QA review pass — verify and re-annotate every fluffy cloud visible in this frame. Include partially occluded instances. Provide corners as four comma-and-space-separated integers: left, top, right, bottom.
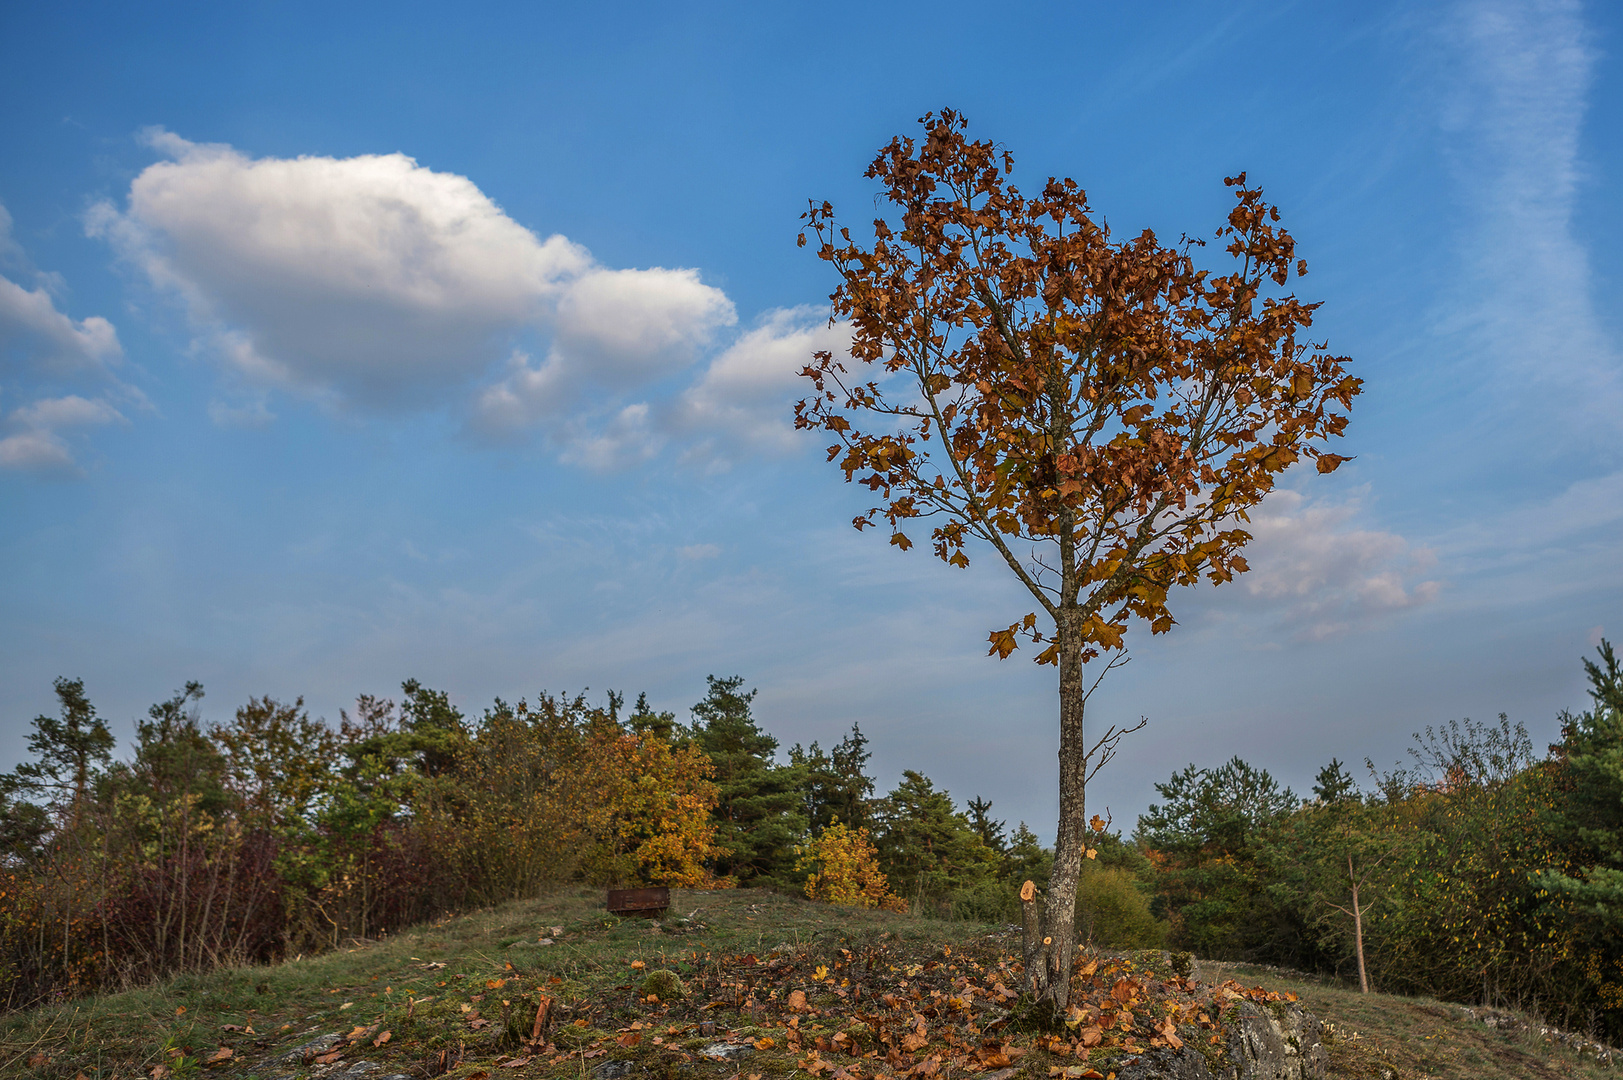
1228, 489, 1440, 640
674, 307, 851, 463
90, 130, 731, 421
0, 276, 122, 375
553, 268, 734, 383
0, 394, 126, 474
0, 203, 131, 475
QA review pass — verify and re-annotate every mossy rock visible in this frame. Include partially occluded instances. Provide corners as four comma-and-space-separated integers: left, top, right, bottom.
641, 968, 687, 1000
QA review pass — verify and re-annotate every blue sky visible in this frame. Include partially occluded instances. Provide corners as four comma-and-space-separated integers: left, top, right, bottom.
2, 0, 1618, 839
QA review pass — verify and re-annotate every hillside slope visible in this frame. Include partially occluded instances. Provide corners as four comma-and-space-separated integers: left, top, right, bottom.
2, 887, 1616, 1079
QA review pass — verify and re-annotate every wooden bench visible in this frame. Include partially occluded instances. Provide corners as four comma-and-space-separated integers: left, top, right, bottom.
607, 886, 670, 918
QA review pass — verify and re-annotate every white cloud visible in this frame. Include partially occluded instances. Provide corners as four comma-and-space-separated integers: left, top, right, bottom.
90, 131, 735, 431
674, 307, 851, 465
0, 394, 126, 475
678, 543, 721, 560
0, 276, 122, 376
0, 204, 123, 378
553, 267, 734, 382
0, 202, 133, 475
1213, 489, 1440, 641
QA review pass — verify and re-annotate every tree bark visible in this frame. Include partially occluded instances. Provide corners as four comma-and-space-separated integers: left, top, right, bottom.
1023, 608, 1086, 1013
1350, 856, 1369, 994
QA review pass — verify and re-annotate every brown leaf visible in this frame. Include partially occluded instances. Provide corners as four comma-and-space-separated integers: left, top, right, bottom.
313, 1050, 343, 1065
373, 1030, 392, 1047
787, 990, 809, 1012
203, 1047, 233, 1066
617, 1031, 642, 1048
502, 1057, 531, 1068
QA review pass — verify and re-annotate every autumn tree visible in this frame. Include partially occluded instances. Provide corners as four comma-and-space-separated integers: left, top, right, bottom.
797, 110, 1358, 1008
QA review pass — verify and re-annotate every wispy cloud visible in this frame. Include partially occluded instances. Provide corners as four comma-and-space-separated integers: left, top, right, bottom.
1434, 0, 1619, 436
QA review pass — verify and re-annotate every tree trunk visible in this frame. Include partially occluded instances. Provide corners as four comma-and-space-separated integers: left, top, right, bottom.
1022, 612, 1086, 1013
1350, 857, 1369, 994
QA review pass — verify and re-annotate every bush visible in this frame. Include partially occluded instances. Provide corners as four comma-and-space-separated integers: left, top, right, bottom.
1076, 866, 1167, 949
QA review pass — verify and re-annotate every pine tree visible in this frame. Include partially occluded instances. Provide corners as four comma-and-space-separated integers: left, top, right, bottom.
874, 770, 999, 910
5, 677, 116, 820
966, 795, 1008, 855
1539, 640, 1623, 930
690, 675, 804, 884
789, 723, 877, 834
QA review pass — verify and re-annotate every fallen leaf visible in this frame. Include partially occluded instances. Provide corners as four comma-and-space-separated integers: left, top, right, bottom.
204, 1047, 233, 1066
373, 1030, 392, 1047
174, 1006, 186, 1015
313, 1050, 343, 1064
617, 1031, 642, 1047
28, 1054, 48, 1068
502, 1058, 531, 1068
470, 1017, 492, 1030
147, 1067, 169, 1080
467, 1073, 491, 1080
487, 978, 508, 989
787, 990, 809, 1012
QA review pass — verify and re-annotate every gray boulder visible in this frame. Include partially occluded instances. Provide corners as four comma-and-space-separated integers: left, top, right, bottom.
1116, 1000, 1326, 1080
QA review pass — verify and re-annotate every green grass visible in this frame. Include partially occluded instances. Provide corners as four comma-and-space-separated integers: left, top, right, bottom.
2, 889, 1616, 1079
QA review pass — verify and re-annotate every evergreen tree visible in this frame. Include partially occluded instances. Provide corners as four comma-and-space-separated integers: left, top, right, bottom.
874, 770, 999, 910
1135, 757, 1301, 959
629, 692, 678, 741
690, 675, 804, 884
788, 723, 876, 834
1002, 822, 1054, 890
1312, 758, 1358, 804
1538, 640, 1623, 942
5, 677, 115, 819
966, 796, 1007, 855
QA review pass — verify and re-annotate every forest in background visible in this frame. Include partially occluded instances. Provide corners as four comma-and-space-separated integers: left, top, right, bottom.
1, 643, 1619, 1042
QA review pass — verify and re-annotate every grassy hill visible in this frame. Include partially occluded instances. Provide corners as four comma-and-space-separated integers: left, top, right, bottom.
2, 887, 1616, 1080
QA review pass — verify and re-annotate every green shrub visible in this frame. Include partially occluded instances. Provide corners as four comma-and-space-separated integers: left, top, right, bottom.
1076, 866, 1167, 949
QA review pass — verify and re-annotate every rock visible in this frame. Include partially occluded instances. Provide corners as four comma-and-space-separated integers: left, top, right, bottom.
593, 1061, 638, 1079
1116, 1000, 1325, 1080
639, 968, 687, 1000
266, 1031, 341, 1068
698, 1042, 751, 1060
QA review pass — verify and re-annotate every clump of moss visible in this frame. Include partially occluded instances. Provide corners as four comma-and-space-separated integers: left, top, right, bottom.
641, 969, 687, 1000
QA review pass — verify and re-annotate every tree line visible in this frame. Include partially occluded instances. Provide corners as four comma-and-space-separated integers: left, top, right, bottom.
4, 643, 1619, 1042
1133, 639, 1623, 1040
0, 673, 1068, 1009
